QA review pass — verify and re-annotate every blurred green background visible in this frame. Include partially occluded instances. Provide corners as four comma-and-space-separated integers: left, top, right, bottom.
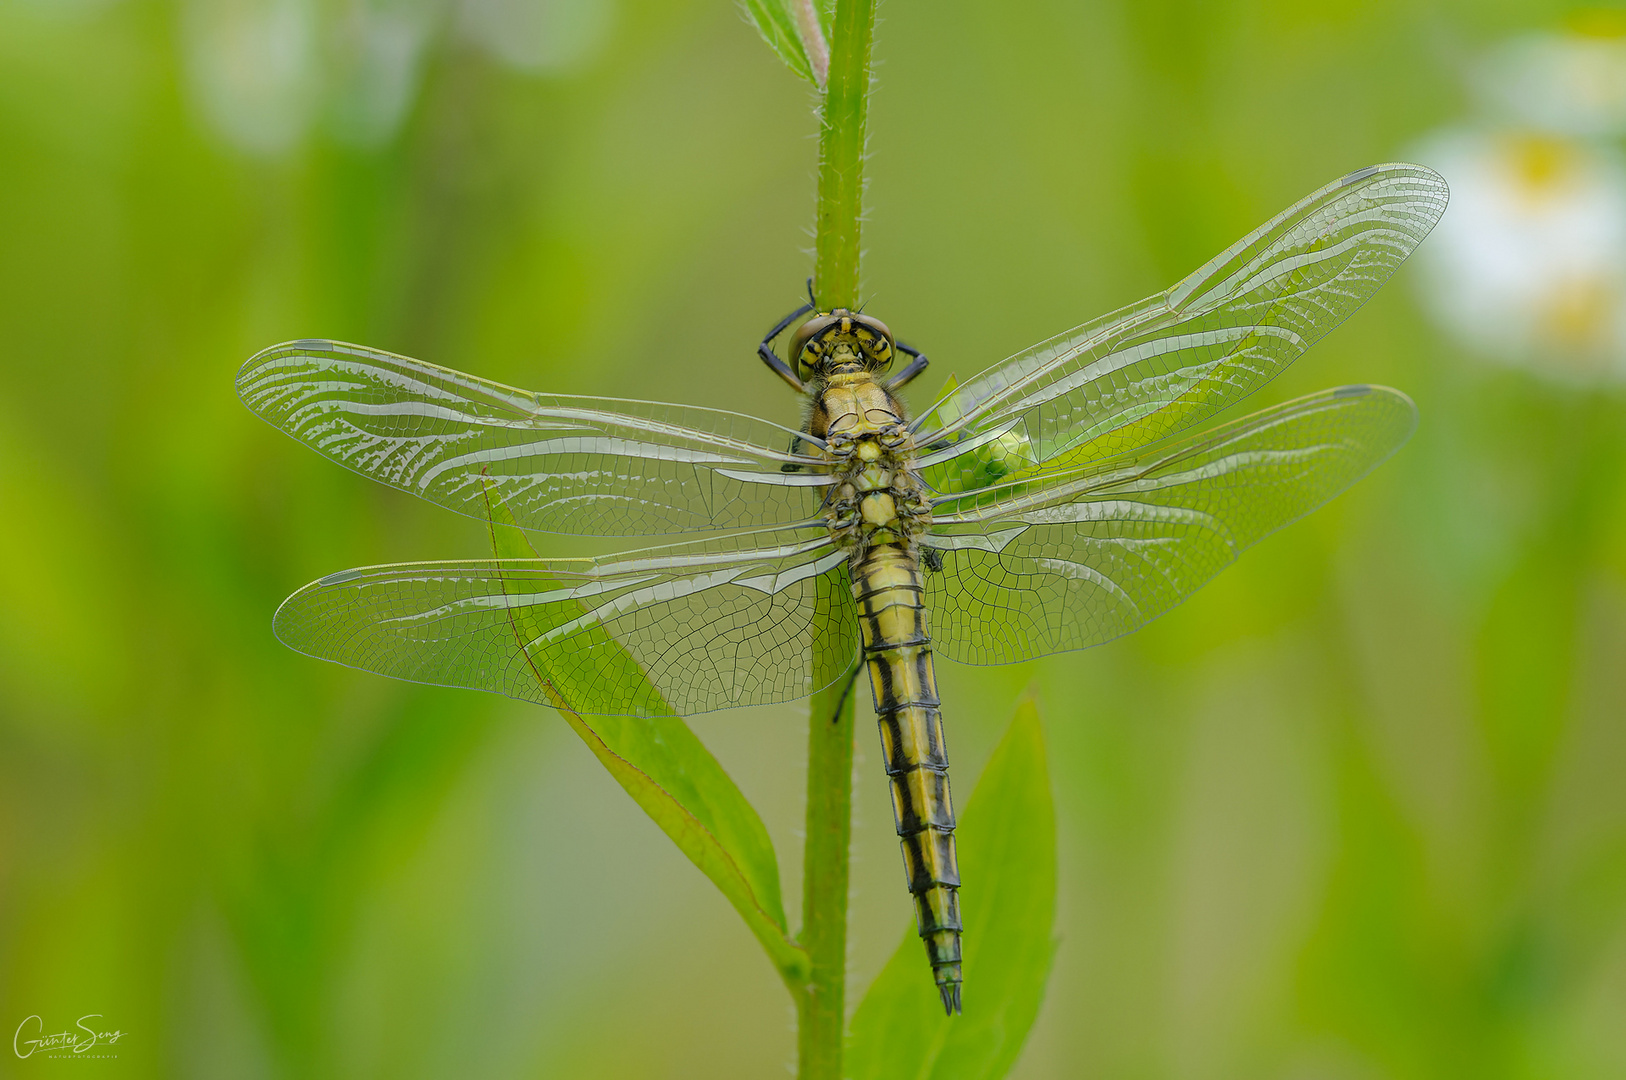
3, 0, 1625, 1076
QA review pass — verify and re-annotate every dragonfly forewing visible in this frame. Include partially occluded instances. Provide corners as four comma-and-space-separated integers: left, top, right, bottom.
922, 384, 1418, 665
913, 163, 1447, 493
236, 340, 834, 537
273, 530, 858, 717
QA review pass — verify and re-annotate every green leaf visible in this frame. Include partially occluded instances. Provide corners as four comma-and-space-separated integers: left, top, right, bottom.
916, 372, 1037, 498
741, 0, 830, 86
846, 696, 1058, 1080
915, 372, 963, 431
480, 483, 808, 984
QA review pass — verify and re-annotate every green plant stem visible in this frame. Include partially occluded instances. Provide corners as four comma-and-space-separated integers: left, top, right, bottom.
798, 2, 875, 1076
798, 666, 857, 1079
813, 0, 876, 310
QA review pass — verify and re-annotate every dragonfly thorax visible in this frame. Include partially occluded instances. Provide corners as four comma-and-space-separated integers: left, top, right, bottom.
813, 373, 931, 556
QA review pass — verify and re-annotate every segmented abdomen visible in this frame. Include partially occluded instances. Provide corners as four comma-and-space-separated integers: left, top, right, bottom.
851, 542, 963, 1015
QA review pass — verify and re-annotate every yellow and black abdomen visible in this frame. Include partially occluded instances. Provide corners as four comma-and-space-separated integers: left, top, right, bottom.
852, 542, 963, 1014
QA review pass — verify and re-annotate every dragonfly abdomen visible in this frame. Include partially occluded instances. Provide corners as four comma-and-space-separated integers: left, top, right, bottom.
852, 542, 963, 1015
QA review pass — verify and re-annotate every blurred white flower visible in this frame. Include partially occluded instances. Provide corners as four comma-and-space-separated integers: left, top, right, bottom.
460, 0, 614, 75
325, 0, 443, 148
1414, 22, 1626, 383
1414, 130, 1626, 380
182, 0, 615, 157
183, 0, 318, 157
1475, 29, 1626, 136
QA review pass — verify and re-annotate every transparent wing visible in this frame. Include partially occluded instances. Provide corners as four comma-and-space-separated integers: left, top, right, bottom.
921, 385, 1416, 665
273, 529, 857, 717
913, 164, 1446, 494
236, 340, 832, 537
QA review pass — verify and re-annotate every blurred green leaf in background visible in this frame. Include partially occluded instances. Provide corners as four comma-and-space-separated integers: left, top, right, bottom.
3, 0, 1626, 1078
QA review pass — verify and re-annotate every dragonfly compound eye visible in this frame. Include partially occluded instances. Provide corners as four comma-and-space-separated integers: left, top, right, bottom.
793, 309, 897, 377
850, 313, 896, 372
792, 312, 841, 377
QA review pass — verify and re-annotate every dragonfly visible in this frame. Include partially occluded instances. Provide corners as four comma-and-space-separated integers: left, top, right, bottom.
238, 162, 1447, 1015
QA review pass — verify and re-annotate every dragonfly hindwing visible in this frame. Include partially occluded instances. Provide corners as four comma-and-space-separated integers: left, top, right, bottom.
272, 531, 858, 717
923, 385, 1418, 665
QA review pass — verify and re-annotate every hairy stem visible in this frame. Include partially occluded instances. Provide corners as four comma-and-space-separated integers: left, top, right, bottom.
798, 2, 876, 1076
813, 0, 876, 310
798, 665, 857, 1079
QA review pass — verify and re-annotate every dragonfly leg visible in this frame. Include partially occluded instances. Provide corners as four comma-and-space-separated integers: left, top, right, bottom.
780, 433, 807, 473
887, 340, 930, 389
827, 660, 863, 724
758, 298, 814, 392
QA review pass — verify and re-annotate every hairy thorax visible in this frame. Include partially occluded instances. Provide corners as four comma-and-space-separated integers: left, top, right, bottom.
810, 371, 932, 556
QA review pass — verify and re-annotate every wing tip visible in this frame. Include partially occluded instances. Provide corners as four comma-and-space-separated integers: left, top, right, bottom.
234, 337, 350, 398
1328, 381, 1419, 412
1337, 160, 1447, 187
1323, 383, 1420, 448
242, 337, 347, 365
1339, 164, 1384, 186
1336, 161, 1451, 214
1167, 162, 1451, 313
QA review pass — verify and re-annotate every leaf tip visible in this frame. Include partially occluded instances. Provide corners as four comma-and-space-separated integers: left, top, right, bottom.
1010, 688, 1045, 742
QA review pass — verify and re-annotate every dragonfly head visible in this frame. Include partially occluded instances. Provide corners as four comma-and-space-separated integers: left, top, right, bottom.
792, 308, 895, 381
